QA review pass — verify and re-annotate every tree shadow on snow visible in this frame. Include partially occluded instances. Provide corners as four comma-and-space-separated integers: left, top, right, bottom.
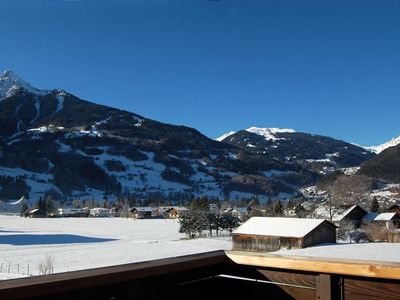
0, 234, 117, 246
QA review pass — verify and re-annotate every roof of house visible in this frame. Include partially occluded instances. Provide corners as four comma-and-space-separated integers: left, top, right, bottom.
374, 213, 398, 221
362, 212, 379, 222
171, 206, 188, 211
333, 205, 366, 222
233, 217, 334, 238
133, 207, 155, 212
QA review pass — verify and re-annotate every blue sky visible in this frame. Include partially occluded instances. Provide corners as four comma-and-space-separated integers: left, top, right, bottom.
1, 0, 399, 146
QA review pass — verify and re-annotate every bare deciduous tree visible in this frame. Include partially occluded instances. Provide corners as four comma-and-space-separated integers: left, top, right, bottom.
38, 255, 55, 275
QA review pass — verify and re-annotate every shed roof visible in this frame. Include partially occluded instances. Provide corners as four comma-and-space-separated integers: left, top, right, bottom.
134, 207, 155, 212
374, 213, 398, 221
362, 212, 379, 222
233, 217, 333, 238
333, 205, 366, 222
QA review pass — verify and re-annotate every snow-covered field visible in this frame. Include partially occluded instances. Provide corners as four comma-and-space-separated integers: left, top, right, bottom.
0, 216, 231, 280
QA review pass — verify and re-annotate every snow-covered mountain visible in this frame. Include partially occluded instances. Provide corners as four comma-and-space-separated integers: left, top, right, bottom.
0, 71, 318, 203
218, 127, 375, 174
216, 127, 296, 142
365, 135, 400, 154
0, 70, 49, 100
216, 131, 236, 142
245, 127, 296, 141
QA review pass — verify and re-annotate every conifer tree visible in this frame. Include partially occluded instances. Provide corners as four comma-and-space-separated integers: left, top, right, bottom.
370, 198, 380, 213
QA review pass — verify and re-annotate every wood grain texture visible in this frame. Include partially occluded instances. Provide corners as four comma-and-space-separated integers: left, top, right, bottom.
344, 277, 400, 300
226, 250, 400, 280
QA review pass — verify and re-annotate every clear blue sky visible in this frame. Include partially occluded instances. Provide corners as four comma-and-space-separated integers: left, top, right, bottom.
1, 0, 399, 146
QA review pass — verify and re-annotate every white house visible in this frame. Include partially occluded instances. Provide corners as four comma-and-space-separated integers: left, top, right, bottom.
57, 208, 89, 217
90, 207, 111, 217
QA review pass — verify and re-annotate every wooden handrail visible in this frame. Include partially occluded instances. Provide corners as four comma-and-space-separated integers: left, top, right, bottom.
225, 250, 400, 280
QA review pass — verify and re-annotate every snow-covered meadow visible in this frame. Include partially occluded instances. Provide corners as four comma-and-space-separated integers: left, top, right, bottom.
0, 216, 231, 280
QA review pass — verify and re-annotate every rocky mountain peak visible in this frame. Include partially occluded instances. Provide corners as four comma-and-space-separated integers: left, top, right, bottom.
0, 69, 49, 100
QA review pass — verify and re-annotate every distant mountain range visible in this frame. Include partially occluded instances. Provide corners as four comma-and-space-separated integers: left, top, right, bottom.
217, 127, 374, 174
364, 136, 400, 154
0, 70, 394, 203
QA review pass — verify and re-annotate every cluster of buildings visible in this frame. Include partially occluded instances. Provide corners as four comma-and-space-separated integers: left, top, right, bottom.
232, 203, 400, 253
312, 203, 400, 229
51, 206, 190, 219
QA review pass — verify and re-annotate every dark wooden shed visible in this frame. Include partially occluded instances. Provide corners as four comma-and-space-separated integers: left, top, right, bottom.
232, 217, 336, 253
334, 205, 367, 227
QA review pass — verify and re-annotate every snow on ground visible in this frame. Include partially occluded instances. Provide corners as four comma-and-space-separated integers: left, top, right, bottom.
0, 216, 231, 280
275, 243, 400, 263
55, 95, 64, 112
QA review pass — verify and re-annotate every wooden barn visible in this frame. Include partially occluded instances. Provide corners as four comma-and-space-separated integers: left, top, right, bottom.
232, 217, 336, 253
333, 205, 367, 227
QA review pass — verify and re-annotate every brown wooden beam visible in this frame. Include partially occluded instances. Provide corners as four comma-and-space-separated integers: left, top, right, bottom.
0, 250, 228, 300
225, 250, 400, 280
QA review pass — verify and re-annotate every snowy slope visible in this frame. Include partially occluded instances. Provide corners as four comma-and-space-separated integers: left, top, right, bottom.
216, 131, 236, 142
0, 71, 320, 201
366, 135, 400, 153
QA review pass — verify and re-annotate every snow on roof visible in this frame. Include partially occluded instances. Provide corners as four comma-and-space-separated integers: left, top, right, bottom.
134, 207, 155, 212
374, 213, 398, 221
333, 205, 365, 222
233, 217, 331, 238
171, 206, 188, 211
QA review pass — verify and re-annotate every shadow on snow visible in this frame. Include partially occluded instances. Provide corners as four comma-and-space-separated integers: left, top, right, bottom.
0, 234, 117, 246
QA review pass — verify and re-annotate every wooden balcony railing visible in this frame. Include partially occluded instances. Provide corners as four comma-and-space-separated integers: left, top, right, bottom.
0, 250, 399, 300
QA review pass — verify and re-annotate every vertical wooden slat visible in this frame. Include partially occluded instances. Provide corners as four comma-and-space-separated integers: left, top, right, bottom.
316, 274, 343, 300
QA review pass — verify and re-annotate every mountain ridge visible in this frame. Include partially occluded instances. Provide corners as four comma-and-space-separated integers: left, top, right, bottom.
0, 71, 319, 202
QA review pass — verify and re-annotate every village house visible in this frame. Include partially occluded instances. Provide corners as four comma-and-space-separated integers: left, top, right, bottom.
373, 212, 400, 229
232, 217, 337, 252
221, 207, 248, 220
27, 208, 46, 218
58, 208, 89, 217
333, 205, 367, 227
89, 207, 111, 217
167, 207, 189, 219
131, 207, 156, 219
